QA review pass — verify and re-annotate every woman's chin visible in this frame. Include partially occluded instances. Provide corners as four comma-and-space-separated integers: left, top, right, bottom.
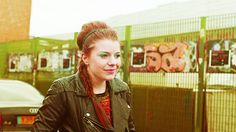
104, 75, 116, 80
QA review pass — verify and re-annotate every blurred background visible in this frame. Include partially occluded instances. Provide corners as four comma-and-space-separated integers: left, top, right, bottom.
0, 0, 236, 131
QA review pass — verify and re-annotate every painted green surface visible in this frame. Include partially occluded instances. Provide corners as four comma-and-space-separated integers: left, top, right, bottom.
0, 37, 75, 94
0, 40, 32, 78
123, 25, 131, 84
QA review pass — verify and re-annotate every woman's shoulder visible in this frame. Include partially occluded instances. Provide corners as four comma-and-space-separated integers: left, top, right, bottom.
54, 74, 77, 85
48, 74, 79, 94
110, 78, 129, 92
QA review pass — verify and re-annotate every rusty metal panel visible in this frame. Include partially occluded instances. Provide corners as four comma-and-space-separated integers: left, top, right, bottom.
131, 85, 195, 132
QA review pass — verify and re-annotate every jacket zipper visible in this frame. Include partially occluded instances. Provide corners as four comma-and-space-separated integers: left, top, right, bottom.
83, 116, 101, 132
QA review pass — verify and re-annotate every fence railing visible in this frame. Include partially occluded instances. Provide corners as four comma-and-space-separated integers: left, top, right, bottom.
113, 13, 236, 132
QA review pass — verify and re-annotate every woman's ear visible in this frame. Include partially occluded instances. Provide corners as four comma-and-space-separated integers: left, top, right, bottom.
81, 53, 89, 65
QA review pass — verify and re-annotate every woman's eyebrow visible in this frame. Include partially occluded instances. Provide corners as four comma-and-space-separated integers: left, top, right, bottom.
99, 51, 120, 54
114, 52, 121, 54
99, 51, 109, 54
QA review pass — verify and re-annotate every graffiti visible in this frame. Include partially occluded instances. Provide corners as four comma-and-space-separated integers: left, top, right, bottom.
145, 43, 188, 72
130, 41, 198, 73
145, 45, 161, 72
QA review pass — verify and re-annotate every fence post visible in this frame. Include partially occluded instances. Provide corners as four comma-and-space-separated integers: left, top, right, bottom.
123, 26, 131, 84
194, 16, 207, 132
73, 32, 79, 74
31, 37, 38, 87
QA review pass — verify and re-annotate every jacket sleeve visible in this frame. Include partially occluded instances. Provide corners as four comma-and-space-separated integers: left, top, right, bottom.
32, 81, 66, 132
126, 89, 136, 132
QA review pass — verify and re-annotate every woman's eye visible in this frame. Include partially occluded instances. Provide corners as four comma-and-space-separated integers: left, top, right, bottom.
99, 53, 108, 58
115, 54, 121, 59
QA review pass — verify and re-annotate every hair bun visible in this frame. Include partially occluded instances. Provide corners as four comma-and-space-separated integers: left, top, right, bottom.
77, 21, 110, 50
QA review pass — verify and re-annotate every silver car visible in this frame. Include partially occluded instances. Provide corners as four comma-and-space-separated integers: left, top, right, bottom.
0, 80, 44, 131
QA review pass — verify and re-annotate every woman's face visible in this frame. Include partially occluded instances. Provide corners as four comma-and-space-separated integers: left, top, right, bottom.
83, 39, 121, 82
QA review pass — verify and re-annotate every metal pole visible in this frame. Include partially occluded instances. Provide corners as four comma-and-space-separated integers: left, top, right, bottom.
123, 26, 131, 84
73, 32, 79, 73
31, 37, 38, 87
194, 17, 207, 132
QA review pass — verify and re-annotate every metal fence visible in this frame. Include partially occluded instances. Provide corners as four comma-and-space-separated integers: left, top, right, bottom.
113, 13, 236, 132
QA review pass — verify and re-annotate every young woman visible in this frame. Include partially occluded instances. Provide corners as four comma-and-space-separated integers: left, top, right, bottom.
32, 21, 136, 132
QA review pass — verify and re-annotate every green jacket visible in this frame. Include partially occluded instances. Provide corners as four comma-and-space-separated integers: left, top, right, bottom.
32, 73, 136, 132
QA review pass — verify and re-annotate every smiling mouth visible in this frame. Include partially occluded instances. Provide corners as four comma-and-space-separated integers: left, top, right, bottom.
105, 69, 116, 74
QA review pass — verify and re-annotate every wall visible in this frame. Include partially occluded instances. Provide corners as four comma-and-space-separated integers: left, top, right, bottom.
0, 0, 31, 42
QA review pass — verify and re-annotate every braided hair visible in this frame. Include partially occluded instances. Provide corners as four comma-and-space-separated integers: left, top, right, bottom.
77, 21, 118, 128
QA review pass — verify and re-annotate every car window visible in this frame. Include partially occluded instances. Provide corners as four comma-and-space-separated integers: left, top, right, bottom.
0, 80, 44, 102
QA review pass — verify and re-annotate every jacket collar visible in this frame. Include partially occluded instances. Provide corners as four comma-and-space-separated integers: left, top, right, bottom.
74, 72, 129, 131
75, 72, 117, 131
74, 72, 127, 96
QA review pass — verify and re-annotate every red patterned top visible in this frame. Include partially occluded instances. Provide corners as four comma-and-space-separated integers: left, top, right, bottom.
96, 89, 112, 124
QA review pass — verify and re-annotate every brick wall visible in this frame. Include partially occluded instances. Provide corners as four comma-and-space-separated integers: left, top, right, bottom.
0, 0, 31, 42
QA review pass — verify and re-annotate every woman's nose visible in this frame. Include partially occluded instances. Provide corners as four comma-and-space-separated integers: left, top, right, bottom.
107, 57, 117, 65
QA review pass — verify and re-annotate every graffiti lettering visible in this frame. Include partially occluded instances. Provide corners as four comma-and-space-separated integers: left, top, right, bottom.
159, 43, 187, 72
130, 42, 197, 72
144, 46, 161, 72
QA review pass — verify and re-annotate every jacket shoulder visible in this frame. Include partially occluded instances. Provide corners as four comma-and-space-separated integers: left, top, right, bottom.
111, 78, 130, 92
48, 74, 78, 94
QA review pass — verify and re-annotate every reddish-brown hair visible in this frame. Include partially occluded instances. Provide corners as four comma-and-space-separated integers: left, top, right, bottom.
77, 21, 118, 97
77, 21, 118, 128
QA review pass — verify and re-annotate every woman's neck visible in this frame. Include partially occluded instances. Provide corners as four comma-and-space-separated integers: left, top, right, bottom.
87, 67, 107, 94
92, 80, 106, 94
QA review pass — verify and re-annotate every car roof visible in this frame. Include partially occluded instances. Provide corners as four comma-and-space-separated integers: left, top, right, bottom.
0, 79, 44, 102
